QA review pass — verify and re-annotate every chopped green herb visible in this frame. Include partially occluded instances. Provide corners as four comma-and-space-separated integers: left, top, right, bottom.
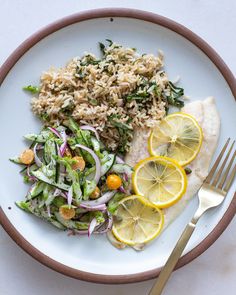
107, 192, 126, 214
93, 211, 105, 224
23, 175, 31, 183
105, 39, 113, 46
126, 91, 149, 102
80, 55, 101, 66
108, 115, 132, 131
163, 82, 184, 108
184, 167, 192, 175
75, 66, 86, 79
23, 85, 40, 94
99, 42, 106, 55
89, 98, 98, 106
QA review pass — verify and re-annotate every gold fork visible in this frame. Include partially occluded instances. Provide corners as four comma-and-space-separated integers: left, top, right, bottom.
149, 138, 236, 295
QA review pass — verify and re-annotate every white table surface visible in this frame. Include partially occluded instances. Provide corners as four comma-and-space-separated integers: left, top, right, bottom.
0, 1, 235, 294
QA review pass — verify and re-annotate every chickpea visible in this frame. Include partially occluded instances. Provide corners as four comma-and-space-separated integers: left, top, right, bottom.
106, 174, 122, 190
90, 186, 100, 199
19, 149, 34, 165
71, 156, 85, 171
59, 205, 75, 220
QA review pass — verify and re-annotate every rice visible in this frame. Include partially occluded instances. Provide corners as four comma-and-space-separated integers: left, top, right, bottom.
31, 41, 180, 153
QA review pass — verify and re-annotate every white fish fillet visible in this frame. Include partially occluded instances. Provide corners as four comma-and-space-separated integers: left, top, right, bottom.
125, 97, 220, 228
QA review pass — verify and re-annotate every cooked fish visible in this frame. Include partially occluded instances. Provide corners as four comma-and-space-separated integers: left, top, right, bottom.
125, 97, 220, 228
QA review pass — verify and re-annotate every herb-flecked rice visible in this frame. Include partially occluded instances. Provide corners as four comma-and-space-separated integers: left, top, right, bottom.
31, 40, 184, 153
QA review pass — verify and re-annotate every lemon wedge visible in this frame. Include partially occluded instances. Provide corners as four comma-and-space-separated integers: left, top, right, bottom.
148, 113, 203, 166
132, 156, 187, 208
112, 195, 164, 245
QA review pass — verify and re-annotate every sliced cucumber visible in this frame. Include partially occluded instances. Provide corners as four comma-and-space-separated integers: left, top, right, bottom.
24, 130, 52, 143
111, 164, 133, 176
101, 154, 116, 176
83, 180, 96, 200
31, 170, 70, 191
9, 157, 23, 165
29, 181, 46, 198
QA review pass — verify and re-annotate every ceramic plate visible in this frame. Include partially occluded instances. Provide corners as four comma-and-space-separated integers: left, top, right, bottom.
0, 9, 235, 284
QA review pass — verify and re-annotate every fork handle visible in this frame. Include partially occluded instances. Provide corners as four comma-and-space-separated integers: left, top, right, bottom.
149, 220, 197, 295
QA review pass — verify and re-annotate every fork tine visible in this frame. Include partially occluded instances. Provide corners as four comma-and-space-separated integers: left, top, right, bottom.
212, 141, 235, 186
205, 138, 230, 184
223, 163, 236, 192
218, 150, 236, 189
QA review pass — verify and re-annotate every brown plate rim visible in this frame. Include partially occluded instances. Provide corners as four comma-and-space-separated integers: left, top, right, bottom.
0, 8, 235, 284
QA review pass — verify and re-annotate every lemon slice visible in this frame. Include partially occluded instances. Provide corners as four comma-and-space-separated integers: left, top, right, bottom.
133, 156, 187, 208
112, 195, 164, 245
148, 113, 203, 166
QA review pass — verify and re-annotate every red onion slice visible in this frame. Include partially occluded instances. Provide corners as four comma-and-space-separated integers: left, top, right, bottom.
28, 182, 38, 194
124, 172, 129, 182
67, 186, 73, 206
80, 125, 99, 141
116, 156, 125, 164
81, 191, 116, 206
33, 144, 43, 167
61, 192, 68, 199
75, 144, 101, 184
79, 203, 107, 211
26, 165, 37, 182
53, 188, 62, 196
88, 218, 98, 237
48, 127, 61, 138
59, 130, 67, 156
48, 127, 67, 156
71, 212, 113, 236
118, 186, 126, 194
94, 211, 113, 234
47, 206, 51, 217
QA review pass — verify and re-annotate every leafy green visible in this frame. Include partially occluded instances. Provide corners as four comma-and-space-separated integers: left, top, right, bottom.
23, 175, 31, 183
24, 129, 53, 143
126, 91, 149, 102
23, 85, 40, 94
15, 201, 32, 213
163, 82, 184, 108
40, 112, 49, 121
80, 55, 101, 66
52, 196, 66, 207
107, 192, 126, 214
67, 117, 80, 133
55, 156, 79, 183
9, 157, 22, 165
28, 181, 45, 198
99, 39, 113, 56
83, 180, 96, 200
31, 170, 70, 191
75, 66, 86, 79
72, 182, 82, 204
44, 139, 57, 164
101, 154, 116, 176
108, 115, 133, 154
45, 190, 56, 206
93, 211, 105, 224
105, 39, 113, 46
99, 42, 106, 55
108, 114, 132, 131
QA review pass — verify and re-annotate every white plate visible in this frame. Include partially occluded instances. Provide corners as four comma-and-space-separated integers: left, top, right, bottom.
0, 9, 235, 283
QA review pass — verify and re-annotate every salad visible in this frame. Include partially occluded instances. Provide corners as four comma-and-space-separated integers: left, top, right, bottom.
11, 118, 132, 236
